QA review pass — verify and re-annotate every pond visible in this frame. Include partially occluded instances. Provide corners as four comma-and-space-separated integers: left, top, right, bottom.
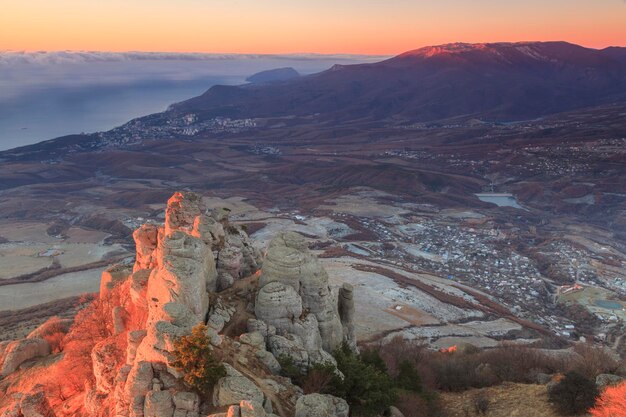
475, 193, 525, 209
594, 299, 623, 310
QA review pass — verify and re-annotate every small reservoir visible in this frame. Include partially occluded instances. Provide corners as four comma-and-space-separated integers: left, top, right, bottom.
475, 193, 524, 209
594, 299, 623, 310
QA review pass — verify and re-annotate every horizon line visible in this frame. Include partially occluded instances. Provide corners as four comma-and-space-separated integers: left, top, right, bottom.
4, 40, 626, 57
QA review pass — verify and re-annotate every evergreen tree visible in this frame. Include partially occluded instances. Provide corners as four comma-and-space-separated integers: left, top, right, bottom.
332, 343, 397, 416
397, 360, 423, 393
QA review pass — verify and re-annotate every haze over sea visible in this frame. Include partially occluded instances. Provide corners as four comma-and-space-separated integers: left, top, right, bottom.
0, 52, 383, 151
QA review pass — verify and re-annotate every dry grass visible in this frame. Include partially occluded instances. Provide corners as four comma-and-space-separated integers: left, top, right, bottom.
441, 383, 565, 417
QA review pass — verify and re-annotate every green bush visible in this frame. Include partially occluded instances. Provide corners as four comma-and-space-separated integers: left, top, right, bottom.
170, 324, 226, 396
302, 362, 338, 394
397, 360, 423, 393
332, 344, 397, 416
360, 348, 388, 373
277, 354, 306, 383
277, 355, 338, 394
548, 371, 599, 415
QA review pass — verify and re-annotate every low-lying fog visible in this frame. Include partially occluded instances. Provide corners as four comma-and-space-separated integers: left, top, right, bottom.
0, 51, 385, 151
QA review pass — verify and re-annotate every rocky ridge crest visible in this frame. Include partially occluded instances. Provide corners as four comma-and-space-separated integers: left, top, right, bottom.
0, 192, 353, 417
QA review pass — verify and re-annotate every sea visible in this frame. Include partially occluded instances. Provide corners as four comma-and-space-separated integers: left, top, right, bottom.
0, 52, 384, 151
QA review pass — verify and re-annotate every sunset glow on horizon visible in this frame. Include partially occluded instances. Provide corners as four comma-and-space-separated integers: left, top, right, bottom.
2, 0, 626, 55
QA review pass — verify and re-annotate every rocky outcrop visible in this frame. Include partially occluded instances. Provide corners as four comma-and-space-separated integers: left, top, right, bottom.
125, 361, 154, 403
255, 282, 303, 327
338, 284, 356, 350
596, 373, 624, 388
267, 335, 309, 369
82, 192, 266, 417
254, 232, 355, 369
101, 263, 133, 298
92, 339, 123, 393
173, 391, 200, 415
26, 317, 73, 340
5, 386, 57, 417
213, 375, 265, 407
0, 192, 352, 417
0, 338, 51, 377
207, 400, 271, 417
387, 406, 405, 417
295, 394, 349, 417
134, 224, 159, 272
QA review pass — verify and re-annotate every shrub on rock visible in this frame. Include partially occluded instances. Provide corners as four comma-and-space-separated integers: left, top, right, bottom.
171, 323, 226, 396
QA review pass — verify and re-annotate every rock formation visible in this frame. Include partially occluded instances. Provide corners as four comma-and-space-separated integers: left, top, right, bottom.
254, 232, 356, 369
338, 284, 356, 350
0, 192, 352, 417
1, 386, 56, 417
0, 338, 51, 378
294, 394, 349, 417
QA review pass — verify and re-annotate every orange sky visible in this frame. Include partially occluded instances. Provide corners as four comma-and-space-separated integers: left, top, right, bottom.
2, 0, 625, 54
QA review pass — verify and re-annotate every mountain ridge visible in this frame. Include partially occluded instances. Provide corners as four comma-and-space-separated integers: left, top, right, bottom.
170, 41, 626, 124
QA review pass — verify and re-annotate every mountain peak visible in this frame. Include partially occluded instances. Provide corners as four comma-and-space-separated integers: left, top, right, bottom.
398, 41, 579, 59
386, 41, 618, 69
401, 42, 491, 57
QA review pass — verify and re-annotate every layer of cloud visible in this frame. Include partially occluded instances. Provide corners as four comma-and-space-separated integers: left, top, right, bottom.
0, 51, 387, 66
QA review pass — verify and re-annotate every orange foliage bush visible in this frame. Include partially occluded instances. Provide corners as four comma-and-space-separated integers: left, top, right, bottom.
590, 382, 626, 417
45, 281, 138, 402
34, 316, 71, 353
440, 345, 457, 354
44, 332, 66, 353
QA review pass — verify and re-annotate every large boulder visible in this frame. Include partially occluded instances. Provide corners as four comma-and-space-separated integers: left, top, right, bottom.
255, 282, 303, 328
213, 376, 265, 407
0, 338, 51, 377
125, 361, 154, 404
288, 315, 323, 354
100, 263, 132, 298
259, 232, 309, 292
17, 386, 57, 417
127, 330, 147, 365
144, 390, 174, 417
92, 338, 123, 393
191, 212, 225, 248
267, 334, 309, 369
27, 317, 73, 340
173, 391, 199, 413
217, 245, 244, 283
295, 394, 349, 417
255, 350, 281, 375
165, 192, 204, 236
240, 400, 268, 417
338, 283, 356, 349
134, 224, 159, 272
221, 232, 261, 281
596, 373, 624, 388
387, 406, 405, 417
130, 268, 151, 310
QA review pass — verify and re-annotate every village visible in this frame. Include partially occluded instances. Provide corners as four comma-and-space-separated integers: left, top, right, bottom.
320, 204, 626, 342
